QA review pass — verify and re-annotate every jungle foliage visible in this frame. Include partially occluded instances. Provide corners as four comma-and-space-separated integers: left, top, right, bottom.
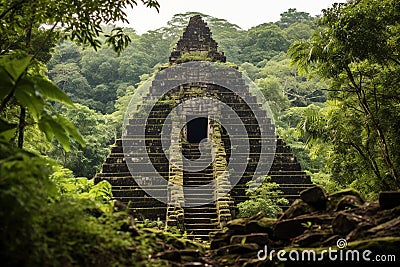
1, 0, 399, 265
237, 176, 289, 218
289, 0, 400, 198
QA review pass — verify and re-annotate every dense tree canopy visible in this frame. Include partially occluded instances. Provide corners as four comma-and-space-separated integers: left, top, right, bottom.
289, 0, 400, 194
3, 0, 400, 264
0, 0, 160, 150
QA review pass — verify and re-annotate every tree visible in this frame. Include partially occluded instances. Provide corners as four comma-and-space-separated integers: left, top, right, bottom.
47, 41, 82, 68
289, 0, 400, 190
0, 0, 159, 149
49, 104, 115, 178
284, 22, 314, 43
49, 62, 92, 98
276, 8, 314, 29
239, 62, 260, 80
256, 76, 290, 117
258, 55, 328, 107
239, 23, 289, 65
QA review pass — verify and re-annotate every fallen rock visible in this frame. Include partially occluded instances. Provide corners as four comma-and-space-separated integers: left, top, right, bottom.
155, 250, 181, 262
335, 195, 364, 211
344, 237, 400, 256
246, 217, 276, 235
179, 249, 201, 257
210, 230, 232, 250
274, 218, 307, 240
332, 212, 364, 235
320, 234, 342, 247
327, 189, 364, 211
367, 216, 400, 238
379, 191, 400, 210
280, 199, 315, 220
206, 187, 400, 267
230, 233, 269, 246
346, 221, 376, 241
215, 243, 259, 256
300, 185, 327, 210
292, 231, 332, 247
182, 262, 205, 267
226, 218, 246, 234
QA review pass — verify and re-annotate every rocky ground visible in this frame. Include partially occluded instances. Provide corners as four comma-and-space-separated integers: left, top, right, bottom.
150, 186, 400, 266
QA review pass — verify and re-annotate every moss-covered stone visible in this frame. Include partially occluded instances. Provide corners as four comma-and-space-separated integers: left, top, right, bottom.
335, 195, 364, 211
327, 189, 364, 211
280, 199, 315, 220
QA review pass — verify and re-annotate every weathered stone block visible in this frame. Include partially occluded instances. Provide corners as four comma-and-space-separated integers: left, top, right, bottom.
335, 195, 364, 211
230, 233, 269, 246
300, 185, 327, 210
274, 218, 307, 240
332, 212, 363, 236
379, 191, 400, 210
280, 199, 315, 220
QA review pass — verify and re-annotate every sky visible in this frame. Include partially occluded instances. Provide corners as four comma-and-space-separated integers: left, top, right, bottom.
124, 0, 347, 34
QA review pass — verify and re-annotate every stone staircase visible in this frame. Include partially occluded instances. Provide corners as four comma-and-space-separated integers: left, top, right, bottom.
182, 143, 219, 239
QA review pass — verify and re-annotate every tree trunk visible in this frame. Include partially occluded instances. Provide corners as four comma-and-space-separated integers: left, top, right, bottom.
17, 106, 26, 149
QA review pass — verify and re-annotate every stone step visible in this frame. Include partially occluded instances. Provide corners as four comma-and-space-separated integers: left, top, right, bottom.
184, 223, 218, 230
185, 228, 218, 236
185, 215, 217, 220
95, 175, 171, 184
183, 172, 214, 176
184, 217, 215, 224
186, 234, 210, 240
112, 190, 168, 198
183, 188, 214, 194
184, 200, 214, 206
184, 206, 216, 212
183, 193, 214, 198
184, 178, 214, 183
116, 197, 167, 207
184, 169, 213, 174
184, 181, 214, 186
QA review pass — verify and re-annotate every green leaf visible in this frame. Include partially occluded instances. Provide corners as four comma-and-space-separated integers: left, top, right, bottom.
38, 112, 86, 152
2, 55, 33, 81
0, 67, 14, 100
32, 76, 74, 106
14, 78, 45, 120
38, 115, 55, 142
56, 115, 85, 147
0, 118, 17, 141
48, 118, 71, 152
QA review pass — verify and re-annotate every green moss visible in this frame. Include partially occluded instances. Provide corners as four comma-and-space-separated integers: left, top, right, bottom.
329, 188, 364, 199
327, 188, 364, 211
257, 217, 277, 229
176, 51, 212, 63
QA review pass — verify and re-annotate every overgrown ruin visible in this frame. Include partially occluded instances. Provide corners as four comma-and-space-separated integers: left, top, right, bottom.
95, 15, 313, 239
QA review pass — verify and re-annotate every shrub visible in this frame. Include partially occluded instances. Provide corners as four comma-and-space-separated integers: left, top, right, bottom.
0, 141, 134, 266
237, 176, 289, 218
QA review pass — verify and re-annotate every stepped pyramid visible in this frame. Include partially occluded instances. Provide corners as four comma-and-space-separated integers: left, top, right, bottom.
95, 15, 312, 239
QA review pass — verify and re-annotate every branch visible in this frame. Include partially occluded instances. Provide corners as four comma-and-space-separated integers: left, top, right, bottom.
0, 0, 26, 20
389, 56, 400, 66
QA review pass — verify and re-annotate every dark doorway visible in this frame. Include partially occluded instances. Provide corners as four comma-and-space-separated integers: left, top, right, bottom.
186, 116, 208, 143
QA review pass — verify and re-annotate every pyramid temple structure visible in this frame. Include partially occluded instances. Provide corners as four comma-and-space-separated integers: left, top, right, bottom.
95, 15, 313, 239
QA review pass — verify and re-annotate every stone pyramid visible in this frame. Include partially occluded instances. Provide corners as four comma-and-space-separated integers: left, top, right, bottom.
95, 15, 313, 239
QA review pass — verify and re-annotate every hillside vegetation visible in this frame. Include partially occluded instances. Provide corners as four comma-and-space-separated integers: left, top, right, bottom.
1, 0, 399, 265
